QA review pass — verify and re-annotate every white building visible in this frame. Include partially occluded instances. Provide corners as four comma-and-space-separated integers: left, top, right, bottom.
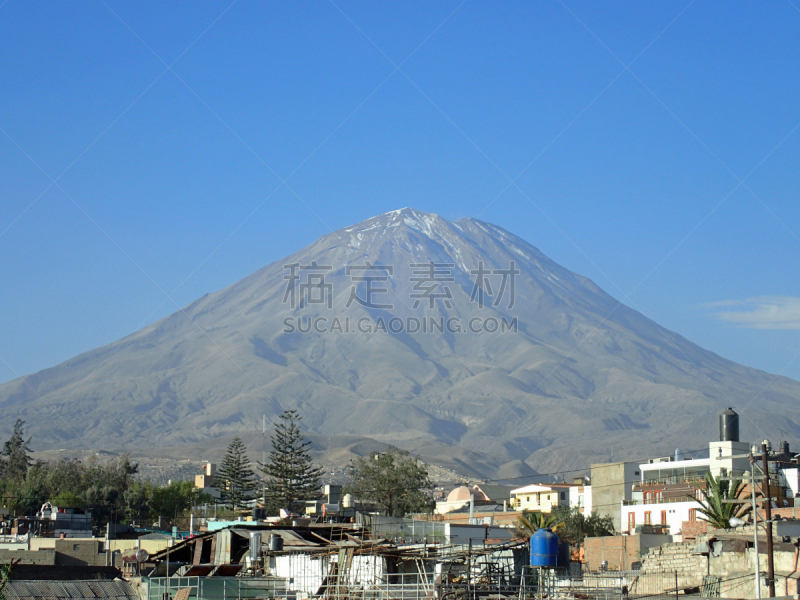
569, 482, 592, 513
620, 409, 800, 538
620, 442, 752, 537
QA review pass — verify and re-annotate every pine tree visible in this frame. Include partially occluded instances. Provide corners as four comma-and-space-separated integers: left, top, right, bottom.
260, 410, 323, 513
217, 437, 256, 509
0, 419, 33, 483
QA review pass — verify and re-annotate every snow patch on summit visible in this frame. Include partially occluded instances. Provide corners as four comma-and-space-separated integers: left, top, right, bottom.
403, 214, 436, 237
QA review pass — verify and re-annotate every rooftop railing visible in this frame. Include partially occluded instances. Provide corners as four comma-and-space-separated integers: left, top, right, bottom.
623, 497, 698, 506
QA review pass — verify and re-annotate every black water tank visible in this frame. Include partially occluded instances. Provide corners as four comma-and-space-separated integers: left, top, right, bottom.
719, 408, 739, 442
269, 534, 284, 552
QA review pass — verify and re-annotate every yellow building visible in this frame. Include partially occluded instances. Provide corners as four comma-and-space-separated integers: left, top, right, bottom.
510, 483, 572, 512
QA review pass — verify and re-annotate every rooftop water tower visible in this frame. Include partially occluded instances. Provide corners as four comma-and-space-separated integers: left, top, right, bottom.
719, 408, 739, 442
530, 528, 559, 567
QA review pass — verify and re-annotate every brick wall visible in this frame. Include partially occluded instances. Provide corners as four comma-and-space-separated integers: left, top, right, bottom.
681, 520, 708, 541
584, 536, 642, 571
0, 549, 56, 565
54, 539, 106, 567
772, 507, 800, 519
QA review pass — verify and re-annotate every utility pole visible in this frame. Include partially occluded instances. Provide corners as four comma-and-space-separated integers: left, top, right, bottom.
750, 453, 761, 599
761, 442, 775, 597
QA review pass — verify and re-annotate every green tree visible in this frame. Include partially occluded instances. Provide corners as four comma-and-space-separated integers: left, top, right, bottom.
149, 480, 209, 521
260, 410, 323, 513
79, 455, 139, 526
691, 471, 747, 530
49, 490, 84, 509
0, 419, 33, 483
218, 436, 256, 509
344, 448, 432, 517
551, 506, 614, 545
514, 511, 563, 539
124, 479, 155, 525
9, 462, 50, 516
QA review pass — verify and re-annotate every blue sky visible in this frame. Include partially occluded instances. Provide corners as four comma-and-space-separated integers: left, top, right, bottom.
1, 1, 800, 384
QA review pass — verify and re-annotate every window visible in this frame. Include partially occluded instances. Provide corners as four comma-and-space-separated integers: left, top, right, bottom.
635, 471, 640, 475
628, 513, 635, 531
560, 492, 566, 501
689, 509, 697, 522
661, 511, 667, 525
644, 512, 651, 525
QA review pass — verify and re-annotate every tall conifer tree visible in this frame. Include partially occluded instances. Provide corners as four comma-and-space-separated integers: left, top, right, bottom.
217, 436, 256, 509
260, 410, 322, 513
0, 419, 33, 483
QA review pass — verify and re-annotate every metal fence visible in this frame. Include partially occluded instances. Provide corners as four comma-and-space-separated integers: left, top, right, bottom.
147, 576, 201, 600
147, 576, 289, 600
516, 568, 681, 600
146, 568, 685, 600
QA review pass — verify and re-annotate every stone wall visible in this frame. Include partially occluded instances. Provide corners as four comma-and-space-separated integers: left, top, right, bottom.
640, 529, 800, 598
641, 541, 706, 588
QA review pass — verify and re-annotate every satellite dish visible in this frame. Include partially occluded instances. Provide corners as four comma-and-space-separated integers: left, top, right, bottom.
135, 548, 149, 562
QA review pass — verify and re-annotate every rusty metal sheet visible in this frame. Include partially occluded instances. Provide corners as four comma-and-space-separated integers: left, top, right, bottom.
211, 564, 243, 577
183, 565, 215, 577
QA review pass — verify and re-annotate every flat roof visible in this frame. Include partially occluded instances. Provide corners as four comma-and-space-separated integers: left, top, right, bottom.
640, 458, 710, 471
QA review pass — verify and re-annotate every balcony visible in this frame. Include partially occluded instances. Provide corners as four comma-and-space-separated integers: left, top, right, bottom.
623, 497, 698, 506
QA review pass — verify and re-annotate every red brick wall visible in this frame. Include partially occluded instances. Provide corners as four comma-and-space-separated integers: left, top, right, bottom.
680, 520, 708, 541
584, 536, 642, 571
772, 507, 800, 519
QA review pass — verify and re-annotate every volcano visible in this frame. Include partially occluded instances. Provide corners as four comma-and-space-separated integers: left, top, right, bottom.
2, 208, 799, 478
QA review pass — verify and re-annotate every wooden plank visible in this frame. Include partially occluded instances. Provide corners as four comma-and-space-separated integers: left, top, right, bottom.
316, 561, 338, 598
173, 589, 191, 600
192, 539, 203, 566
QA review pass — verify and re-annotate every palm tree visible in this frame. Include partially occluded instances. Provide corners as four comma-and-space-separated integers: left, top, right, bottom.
514, 511, 563, 539
691, 471, 749, 530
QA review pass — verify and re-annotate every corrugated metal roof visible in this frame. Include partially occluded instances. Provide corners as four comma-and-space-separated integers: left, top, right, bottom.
139, 532, 173, 540
3, 580, 138, 600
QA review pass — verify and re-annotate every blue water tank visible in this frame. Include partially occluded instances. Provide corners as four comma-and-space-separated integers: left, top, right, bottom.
530, 528, 559, 567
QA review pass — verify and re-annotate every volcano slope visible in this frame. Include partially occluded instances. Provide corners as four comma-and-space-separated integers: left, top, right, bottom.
2, 208, 798, 477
